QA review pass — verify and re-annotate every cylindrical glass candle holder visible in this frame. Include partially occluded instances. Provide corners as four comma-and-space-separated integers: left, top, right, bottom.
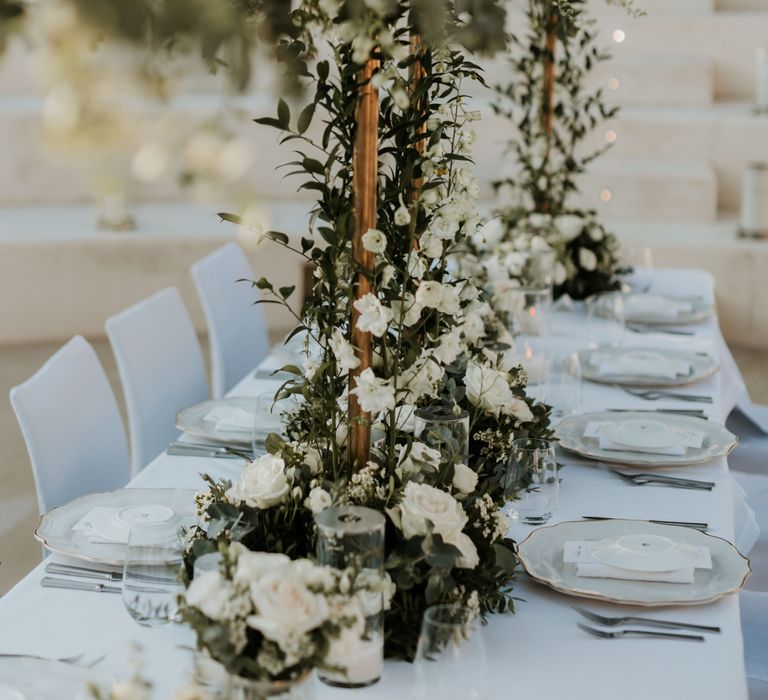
413, 407, 470, 467
504, 286, 553, 337
315, 506, 385, 688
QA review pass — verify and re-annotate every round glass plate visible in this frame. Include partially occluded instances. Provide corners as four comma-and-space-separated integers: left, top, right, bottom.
601, 419, 688, 450
578, 347, 719, 387
0, 658, 113, 700
554, 411, 737, 467
176, 397, 281, 447
34, 488, 197, 565
590, 534, 703, 572
600, 293, 714, 326
516, 519, 751, 606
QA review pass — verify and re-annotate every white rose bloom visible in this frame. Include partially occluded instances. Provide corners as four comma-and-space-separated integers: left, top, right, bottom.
554, 214, 584, 242
235, 551, 291, 585
353, 293, 394, 337
419, 231, 444, 258
472, 217, 504, 250
464, 361, 515, 418
361, 227, 386, 253
589, 225, 604, 241
305, 486, 332, 514
528, 213, 551, 228
578, 247, 598, 271
437, 285, 461, 315
445, 531, 480, 569
247, 570, 329, 644
399, 481, 468, 540
529, 235, 551, 253
185, 570, 236, 621
504, 397, 534, 423
554, 261, 567, 286
415, 280, 444, 309
226, 454, 290, 509
350, 368, 395, 413
329, 328, 360, 373
390, 292, 422, 327
452, 463, 479, 494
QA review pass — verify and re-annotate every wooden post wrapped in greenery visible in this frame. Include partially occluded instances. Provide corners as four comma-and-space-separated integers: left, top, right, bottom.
408, 32, 428, 207
348, 56, 380, 468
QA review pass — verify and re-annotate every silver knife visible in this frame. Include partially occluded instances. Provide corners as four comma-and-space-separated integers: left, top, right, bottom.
45, 563, 122, 582
581, 516, 709, 531
167, 446, 246, 459
41, 576, 121, 594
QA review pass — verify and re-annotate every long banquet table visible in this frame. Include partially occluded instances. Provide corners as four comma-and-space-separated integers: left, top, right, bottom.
0, 268, 756, 699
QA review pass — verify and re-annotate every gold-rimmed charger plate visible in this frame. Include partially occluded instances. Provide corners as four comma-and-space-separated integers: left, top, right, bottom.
516, 519, 750, 606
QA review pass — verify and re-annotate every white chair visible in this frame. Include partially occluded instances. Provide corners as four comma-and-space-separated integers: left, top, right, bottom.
9, 336, 130, 514
106, 287, 209, 474
191, 242, 270, 398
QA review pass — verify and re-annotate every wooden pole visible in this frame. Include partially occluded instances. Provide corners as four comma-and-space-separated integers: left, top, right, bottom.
348, 56, 379, 469
408, 32, 427, 207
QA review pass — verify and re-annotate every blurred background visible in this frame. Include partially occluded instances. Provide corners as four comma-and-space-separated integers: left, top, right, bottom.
1, 0, 768, 593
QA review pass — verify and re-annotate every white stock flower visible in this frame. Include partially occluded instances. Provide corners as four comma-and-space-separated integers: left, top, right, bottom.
419, 231, 443, 258
362, 228, 387, 253
351, 368, 395, 413
415, 280, 444, 309
226, 454, 290, 509
390, 292, 422, 327
399, 482, 468, 539
433, 329, 463, 365
429, 216, 459, 241
185, 570, 236, 621
473, 217, 504, 250
464, 361, 515, 418
453, 463, 479, 494
305, 487, 332, 514
353, 293, 394, 337
528, 213, 551, 228
407, 250, 427, 279
394, 197, 411, 226
578, 247, 598, 271
554, 214, 584, 242
329, 328, 360, 373
438, 285, 461, 314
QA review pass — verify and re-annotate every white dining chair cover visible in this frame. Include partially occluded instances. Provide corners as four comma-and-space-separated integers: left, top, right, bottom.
191, 242, 269, 398
106, 287, 208, 474
9, 336, 130, 514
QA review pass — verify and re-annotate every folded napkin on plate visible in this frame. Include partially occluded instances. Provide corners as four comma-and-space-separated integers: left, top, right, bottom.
626, 295, 693, 320
563, 541, 711, 584
590, 352, 691, 379
204, 405, 257, 433
583, 421, 704, 456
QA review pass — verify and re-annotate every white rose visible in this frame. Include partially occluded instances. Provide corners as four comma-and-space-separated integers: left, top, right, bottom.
350, 368, 395, 413
234, 551, 291, 585
445, 531, 479, 569
464, 361, 515, 418
362, 227, 387, 253
589, 225, 604, 241
353, 293, 394, 337
452, 463, 479, 494
399, 482, 468, 540
305, 487, 332, 514
415, 280, 444, 309
247, 569, 329, 644
528, 213, 551, 228
578, 247, 598, 271
554, 214, 584, 242
503, 397, 534, 423
185, 570, 236, 621
226, 454, 290, 509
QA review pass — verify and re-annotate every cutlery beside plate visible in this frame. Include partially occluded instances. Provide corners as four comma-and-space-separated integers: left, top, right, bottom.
577, 622, 704, 642
572, 605, 720, 633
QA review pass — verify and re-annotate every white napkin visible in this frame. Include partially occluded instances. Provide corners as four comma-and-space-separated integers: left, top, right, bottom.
584, 421, 704, 457
590, 351, 691, 380
564, 541, 712, 584
626, 294, 693, 320
204, 405, 257, 433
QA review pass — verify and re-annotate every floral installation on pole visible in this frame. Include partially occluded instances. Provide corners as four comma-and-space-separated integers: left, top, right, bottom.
185, 0, 556, 662
466, 0, 640, 301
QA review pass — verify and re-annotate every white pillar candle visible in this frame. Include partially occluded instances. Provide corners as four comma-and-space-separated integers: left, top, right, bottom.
756, 47, 768, 113
739, 162, 768, 237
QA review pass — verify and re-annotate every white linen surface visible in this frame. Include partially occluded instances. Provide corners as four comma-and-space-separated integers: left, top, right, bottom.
0, 268, 754, 700
625, 294, 693, 320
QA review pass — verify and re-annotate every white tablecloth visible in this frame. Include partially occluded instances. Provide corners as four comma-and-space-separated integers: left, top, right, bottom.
0, 268, 753, 699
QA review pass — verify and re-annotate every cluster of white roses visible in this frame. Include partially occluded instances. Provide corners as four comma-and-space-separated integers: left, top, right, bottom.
184, 546, 367, 678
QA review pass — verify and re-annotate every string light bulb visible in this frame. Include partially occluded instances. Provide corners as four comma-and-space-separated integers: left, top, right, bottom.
600, 189, 613, 202
612, 29, 626, 43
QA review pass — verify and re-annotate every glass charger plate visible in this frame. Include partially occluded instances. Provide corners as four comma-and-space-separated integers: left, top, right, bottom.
554, 411, 738, 467
0, 658, 113, 699
613, 293, 714, 326
34, 489, 197, 565
176, 397, 276, 447
516, 519, 751, 606
578, 348, 719, 387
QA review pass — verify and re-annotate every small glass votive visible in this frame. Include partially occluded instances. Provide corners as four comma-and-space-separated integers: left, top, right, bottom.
122, 522, 184, 626
315, 506, 385, 688
505, 438, 559, 525
586, 291, 625, 349
413, 407, 469, 466
411, 605, 488, 700
504, 286, 553, 337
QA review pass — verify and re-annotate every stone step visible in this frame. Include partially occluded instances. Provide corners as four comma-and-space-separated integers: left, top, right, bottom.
589, 53, 714, 107
583, 102, 768, 211
575, 158, 719, 222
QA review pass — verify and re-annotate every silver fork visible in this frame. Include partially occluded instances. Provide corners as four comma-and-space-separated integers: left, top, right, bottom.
573, 606, 720, 633
609, 469, 715, 491
621, 387, 712, 403
577, 622, 705, 642
627, 323, 695, 336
